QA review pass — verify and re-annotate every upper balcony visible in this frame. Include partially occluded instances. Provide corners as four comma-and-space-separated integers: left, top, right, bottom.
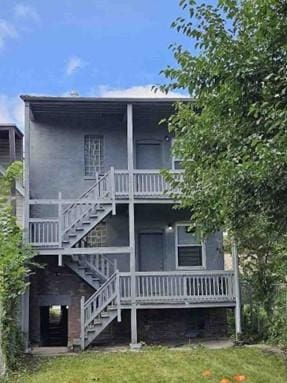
28, 167, 182, 247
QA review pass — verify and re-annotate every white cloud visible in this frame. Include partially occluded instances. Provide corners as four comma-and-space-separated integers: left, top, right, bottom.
0, 19, 18, 49
97, 85, 185, 98
0, 95, 24, 131
66, 56, 85, 76
14, 4, 40, 23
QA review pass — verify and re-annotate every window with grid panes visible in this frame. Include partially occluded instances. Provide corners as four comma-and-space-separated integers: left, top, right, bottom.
176, 224, 203, 267
84, 223, 107, 247
84, 135, 104, 176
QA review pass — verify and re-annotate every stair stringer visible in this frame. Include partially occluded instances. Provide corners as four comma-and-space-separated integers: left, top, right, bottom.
64, 258, 101, 290
84, 309, 118, 348
81, 272, 120, 349
62, 205, 113, 248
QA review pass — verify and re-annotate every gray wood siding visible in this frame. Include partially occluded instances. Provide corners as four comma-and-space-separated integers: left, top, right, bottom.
98, 206, 224, 272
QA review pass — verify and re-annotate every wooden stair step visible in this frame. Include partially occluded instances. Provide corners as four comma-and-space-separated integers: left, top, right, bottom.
75, 227, 84, 231
82, 221, 91, 225
107, 306, 117, 311
100, 313, 110, 318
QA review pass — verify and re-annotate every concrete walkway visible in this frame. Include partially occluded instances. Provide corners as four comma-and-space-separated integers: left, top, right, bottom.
31, 339, 234, 356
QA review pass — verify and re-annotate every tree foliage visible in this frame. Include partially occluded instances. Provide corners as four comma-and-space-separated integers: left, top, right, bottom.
160, 0, 287, 344
0, 162, 34, 370
160, 0, 287, 239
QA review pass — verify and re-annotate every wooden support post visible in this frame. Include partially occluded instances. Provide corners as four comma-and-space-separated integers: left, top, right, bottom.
58, 254, 63, 267
110, 166, 116, 215
9, 127, 16, 215
127, 103, 139, 347
58, 192, 62, 248
232, 241, 242, 339
24, 103, 30, 243
80, 296, 85, 350
116, 271, 121, 322
23, 103, 31, 351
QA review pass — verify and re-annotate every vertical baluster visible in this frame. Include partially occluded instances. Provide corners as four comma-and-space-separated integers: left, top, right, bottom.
216, 276, 219, 296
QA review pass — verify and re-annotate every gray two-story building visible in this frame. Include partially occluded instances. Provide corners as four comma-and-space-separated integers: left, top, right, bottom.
22, 96, 240, 350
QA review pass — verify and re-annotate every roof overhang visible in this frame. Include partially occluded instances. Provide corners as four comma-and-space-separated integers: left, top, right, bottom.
0, 124, 23, 138
20, 95, 192, 121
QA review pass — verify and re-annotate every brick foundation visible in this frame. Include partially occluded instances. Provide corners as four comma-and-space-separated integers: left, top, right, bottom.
30, 257, 228, 348
93, 308, 228, 346
29, 256, 93, 347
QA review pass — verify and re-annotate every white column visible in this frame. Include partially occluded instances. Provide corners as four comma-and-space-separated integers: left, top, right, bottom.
127, 104, 138, 346
23, 102, 31, 351
24, 102, 30, 243
232, 241, 242, 339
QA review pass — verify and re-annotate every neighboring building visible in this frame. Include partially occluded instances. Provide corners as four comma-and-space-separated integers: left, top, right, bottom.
0, 124, 24, 226
21, 96, 240, 350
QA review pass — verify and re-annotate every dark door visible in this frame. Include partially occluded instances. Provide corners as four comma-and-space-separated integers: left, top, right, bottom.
139, 232, 164, 271
136, 142, 162, 169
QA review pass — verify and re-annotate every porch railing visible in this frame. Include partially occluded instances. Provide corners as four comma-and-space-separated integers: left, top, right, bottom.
119, 271, 235, 304
115, 169, 183, 198
29, 218, 59, 246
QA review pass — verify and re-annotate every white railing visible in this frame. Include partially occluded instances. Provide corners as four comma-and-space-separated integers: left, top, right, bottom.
82, 254, 117, 280
29, 218, 59, 246
115, 169, 183, 198
119, 271, 235, 304
83, 271, 119, 329
62, 169, 114, 234
28, 169, 116, 247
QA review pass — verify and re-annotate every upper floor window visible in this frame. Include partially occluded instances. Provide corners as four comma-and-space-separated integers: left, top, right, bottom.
175, 223, 206, 268
171, 138, 183, 170
84, 135, 104, 176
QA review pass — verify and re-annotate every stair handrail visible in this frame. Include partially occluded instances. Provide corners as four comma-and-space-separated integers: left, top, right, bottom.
84, 271, 117, 307
62, 169, 112, 216
83, 253, 117, 280
84, 271, 119, 327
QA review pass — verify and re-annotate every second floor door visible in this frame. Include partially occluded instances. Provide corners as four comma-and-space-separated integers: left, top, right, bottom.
136, 141, 163, 169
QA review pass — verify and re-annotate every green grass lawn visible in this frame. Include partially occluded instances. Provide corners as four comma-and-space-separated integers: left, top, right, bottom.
5, 347, 287, 383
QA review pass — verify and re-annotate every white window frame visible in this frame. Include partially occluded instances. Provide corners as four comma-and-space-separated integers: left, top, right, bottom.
171, 138, 183, 170
175, 222, 206, 270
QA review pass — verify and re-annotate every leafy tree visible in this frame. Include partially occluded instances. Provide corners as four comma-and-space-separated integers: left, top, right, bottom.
160, 0, 287, 342
161, 0, 287, 237
0, 162, 34, 371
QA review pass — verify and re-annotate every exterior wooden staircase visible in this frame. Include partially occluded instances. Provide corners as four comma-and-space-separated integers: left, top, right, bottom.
61, 170, 120, 349
64, 254, 121, 349
60, 169, 116, 248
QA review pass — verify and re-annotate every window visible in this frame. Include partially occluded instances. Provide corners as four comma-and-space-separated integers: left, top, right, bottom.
84, 135, 104, 176
175, 224, 206, 268
85, 223, 107, 247
171, 138, 183, 170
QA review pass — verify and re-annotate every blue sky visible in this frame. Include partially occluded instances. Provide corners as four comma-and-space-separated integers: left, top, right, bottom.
0, 0, 212, 128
